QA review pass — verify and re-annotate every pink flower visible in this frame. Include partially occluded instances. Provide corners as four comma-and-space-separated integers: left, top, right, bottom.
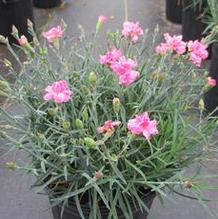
42, 25, 64, 43
18, 35, 28, 46
118, 70, 140, 86
43, 80, 72, 103
111, 56, 139, 86
164, 33, 186, 55
127, 112, 159, 140
97, 120, 121, 133
99, 48, 123, 65
122, 21, 144, 43
155, 43, 169, 55
187, 40, 208, 67
111, 56, 137, 75
98, 16, 107, 23
155, 33, 186, 55
207, 77, 216, 87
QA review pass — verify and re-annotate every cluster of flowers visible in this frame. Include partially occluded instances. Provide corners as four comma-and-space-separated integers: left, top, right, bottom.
42, 79, 158, 141
99, 48, 140, 86
97, 112, 158, 140
16, 17, 217, 145
155, 33, 208, 67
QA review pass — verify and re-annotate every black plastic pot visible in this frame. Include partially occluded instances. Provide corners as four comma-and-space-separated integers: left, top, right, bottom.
52, 191, 156, 219
166, 0, 182, 24
33, 0, 62, 8
0, 0, 34, 45
204, 43, 218, 115
182, 0, 207, 41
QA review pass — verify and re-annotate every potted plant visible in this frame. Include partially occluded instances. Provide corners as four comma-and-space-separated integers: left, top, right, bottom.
1, 18, 218, 219
33, 0, 62, 8
203, 0, 218, 114
182, 0, 208, 41
0, 0, 34, 44
166, 0, 182, 24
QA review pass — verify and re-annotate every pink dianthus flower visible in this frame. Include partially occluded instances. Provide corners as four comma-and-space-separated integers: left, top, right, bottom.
128, 112, 159, 140
122, 21, 144, 43
43, 80, 72, 103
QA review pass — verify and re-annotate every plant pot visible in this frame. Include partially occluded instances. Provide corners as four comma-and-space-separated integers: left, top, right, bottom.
204, 43, 218, 115
33, 0, 62, 8
51, 191, 156, 219
182, 0, 207, 41
166, 0, 182, 24
0, 0, 34, 45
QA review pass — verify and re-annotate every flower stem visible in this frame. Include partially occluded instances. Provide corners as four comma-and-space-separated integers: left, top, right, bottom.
123, 0, 128, 21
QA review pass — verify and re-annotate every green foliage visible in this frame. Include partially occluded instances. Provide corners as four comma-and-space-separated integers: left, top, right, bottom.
204, 0, 218, 43
1, 26, 218, 219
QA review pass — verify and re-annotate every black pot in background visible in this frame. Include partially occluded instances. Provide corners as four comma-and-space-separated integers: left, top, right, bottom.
33, 0, 62, 8
166, 0, 182, 24
204, 44, 218, 115
52, 191, 156, 219
182, 0, 207, 41
0, 0, 34, 45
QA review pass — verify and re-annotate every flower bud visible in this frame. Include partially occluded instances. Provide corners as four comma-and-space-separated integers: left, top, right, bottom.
47, 108, 57, 116
12, 25, 18, 36
71, 71, 80, 81
0, 131, 6, 138
78, 138, 84, 145
81, 85, 90, 95
184, 180, 192, 189
0, 35, 8, 44
199, 98, 204, 111
82, 107, 89, 121
6, 162, 17, 170
96, 16, 107, 32
75, 119, 84, 129
18, 35, 28, 46
84, 137, 96, 148
62, 121, 71, 130
111, 154, 118, 162
94, 171, 103, 180
3, 59, 12, 68
27, 19, 34, 28
0, 80, 11, 97
113, 97, 121, 114
88, 72, 97, 86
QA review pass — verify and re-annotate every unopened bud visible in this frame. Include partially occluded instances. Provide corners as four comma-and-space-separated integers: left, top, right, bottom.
78, 138, 84, 145
0, 35, 8, 44
71, 71, 80, 80
3, 59, 12, 68
111, 154, 118, 162
0, 131, 6, 138
0, 80, 11, 97
84, 137, 96, 148
82, 107, 89, 121
96, 16, 107, 32
94, 171, 103, 180
88, 72, 97, 86
75, 119, 84, 129
47, 108, 57, 116
27, 19, 34, 28
62, 121, 71, 130
81, 85, 90, 95
11, 25, 18, 37
184, 180, 192, 189
113, 97, 121, 114
199, 98, 204, 111
6, 162, 17, 170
